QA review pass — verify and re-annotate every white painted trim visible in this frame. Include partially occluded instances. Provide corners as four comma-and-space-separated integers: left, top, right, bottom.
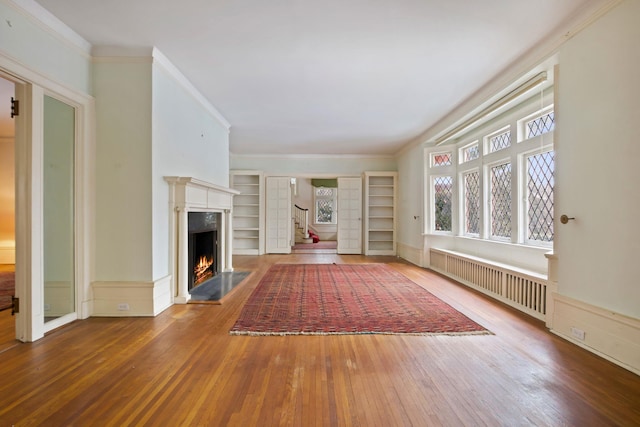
0, 51, 94, 105
6, 0, 92, 56
1, 49, 94, 342
397, 242, 423, 267
92, 276, 172, 317
152, 275, 172, 316
152, 48, 231, 131
551, 293, 640, 376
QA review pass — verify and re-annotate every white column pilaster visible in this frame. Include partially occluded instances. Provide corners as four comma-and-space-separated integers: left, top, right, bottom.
175, 207, 190, 303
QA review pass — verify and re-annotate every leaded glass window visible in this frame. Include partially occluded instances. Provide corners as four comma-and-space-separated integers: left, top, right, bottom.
432, 152, 452, 167
464, 171, 480, 235
490, 163, 512, 238
461, 143, 480, 163
526, 111, 555, 139
315, 187, 336, 224
527, 151, 554, 242
488, 129, 511, 153
433, 176, 453, 231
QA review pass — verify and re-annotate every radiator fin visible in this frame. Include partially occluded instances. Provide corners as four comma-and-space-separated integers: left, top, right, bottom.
430, 249, 548, 320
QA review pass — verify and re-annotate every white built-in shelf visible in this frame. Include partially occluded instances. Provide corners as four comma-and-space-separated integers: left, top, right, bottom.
230, 171, 264, 255
364, 172, 397, 256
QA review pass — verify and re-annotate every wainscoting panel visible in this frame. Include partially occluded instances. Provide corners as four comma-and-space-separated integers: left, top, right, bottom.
92, 275, 172, 317
397, 243, 423, 267
551, 293, 640, 375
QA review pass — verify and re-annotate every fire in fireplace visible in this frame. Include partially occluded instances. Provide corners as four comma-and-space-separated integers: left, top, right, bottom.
188, 212, 219, 290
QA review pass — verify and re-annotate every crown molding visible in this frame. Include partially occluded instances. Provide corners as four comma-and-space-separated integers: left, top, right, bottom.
7, 0, 92, 56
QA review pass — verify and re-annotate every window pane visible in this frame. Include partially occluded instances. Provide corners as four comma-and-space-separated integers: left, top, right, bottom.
489, 130, 511, 153
316, 188, 333, 197
433, 176, 453, 231
462, 144, 479, 163
464, 171, 480, 234
316, 199, 333, 223
432, 152, 452, 167
490, 163, 512, 238
527, 151, 554, 242
526, 111, 555, 139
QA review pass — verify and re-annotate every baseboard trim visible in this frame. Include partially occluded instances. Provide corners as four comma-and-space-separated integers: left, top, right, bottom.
551, 293, 640, 375
92, 275, 173, 317
397, 243, 423, 267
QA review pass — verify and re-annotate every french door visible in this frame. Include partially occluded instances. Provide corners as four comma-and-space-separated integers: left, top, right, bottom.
337, 177, 362, 254
265, 177, 292, 254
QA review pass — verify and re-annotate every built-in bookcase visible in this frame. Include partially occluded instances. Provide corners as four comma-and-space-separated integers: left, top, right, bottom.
364, 171, 397, 255
230, 171, 264, 255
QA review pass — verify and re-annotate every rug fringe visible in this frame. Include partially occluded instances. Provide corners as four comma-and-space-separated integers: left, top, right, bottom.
229, 330, 493, 337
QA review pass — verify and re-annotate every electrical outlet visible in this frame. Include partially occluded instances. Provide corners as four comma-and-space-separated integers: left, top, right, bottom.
570, 327, 585, 341
44, 304, 50, 311
117, 303, 130, 311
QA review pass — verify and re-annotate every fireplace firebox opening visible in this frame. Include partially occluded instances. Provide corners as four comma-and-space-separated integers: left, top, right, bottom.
188, 212, 220, 290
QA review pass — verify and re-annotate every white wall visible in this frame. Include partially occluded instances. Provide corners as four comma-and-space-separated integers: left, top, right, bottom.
396, 144, 424, 256
93, 59, 153, 282
151, 57, 230, 280
556, 0, 640, 319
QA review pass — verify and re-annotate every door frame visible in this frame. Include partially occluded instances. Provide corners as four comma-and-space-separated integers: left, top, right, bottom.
1, 54, 94, 342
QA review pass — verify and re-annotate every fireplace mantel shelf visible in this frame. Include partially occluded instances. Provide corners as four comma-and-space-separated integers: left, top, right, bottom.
165, 176, 240, 198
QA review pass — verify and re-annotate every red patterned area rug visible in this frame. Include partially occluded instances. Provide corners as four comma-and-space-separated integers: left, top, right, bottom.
230, 264, 490, 336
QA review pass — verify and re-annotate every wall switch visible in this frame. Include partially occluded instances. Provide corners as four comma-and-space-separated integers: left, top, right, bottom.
117, 303, 130, 311
570, 327, 586, 341
44, 304, 50, 311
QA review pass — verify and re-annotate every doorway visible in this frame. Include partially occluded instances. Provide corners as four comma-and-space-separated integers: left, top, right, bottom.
289, 176, 361, 254
0, 76, 17, 352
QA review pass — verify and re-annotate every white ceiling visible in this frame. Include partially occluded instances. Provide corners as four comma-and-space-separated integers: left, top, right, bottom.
33, 0, 603, 155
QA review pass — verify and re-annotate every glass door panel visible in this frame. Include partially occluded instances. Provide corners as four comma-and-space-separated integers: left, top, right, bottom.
43, 95, 75, 322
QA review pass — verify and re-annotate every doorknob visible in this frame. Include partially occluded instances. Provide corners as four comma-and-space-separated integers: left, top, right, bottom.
560, 214, 575, 224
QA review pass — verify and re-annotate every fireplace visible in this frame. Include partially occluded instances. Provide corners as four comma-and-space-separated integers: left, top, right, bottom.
165, 176, 240, 304
188, 212, 219, 290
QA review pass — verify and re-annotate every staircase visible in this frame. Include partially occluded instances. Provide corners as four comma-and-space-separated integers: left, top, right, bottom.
294, 205, 319, 244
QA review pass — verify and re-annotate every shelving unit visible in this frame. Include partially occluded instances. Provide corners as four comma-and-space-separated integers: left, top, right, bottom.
230, 171, 264, 255
364, 171, 397, 255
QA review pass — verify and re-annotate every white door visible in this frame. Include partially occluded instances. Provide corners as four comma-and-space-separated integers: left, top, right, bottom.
265, 177, 292, 254
337, 177, 362, 254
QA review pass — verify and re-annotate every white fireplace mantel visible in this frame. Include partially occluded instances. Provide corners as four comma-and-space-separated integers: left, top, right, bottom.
165, 177, 240, 303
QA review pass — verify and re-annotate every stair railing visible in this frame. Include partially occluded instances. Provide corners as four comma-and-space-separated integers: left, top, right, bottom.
294, 205, 310, 239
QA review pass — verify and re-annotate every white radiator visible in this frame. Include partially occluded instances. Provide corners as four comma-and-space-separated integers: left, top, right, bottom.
430, 248, 548, 321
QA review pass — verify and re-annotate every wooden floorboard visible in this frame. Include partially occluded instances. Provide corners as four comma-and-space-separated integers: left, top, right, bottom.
0, 254, 638, 426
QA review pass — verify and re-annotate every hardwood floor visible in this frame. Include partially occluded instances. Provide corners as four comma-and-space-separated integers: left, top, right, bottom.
0, 254, 638, 426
